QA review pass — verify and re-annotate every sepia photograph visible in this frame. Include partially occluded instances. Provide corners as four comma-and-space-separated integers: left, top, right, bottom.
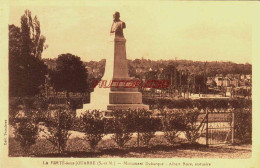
1, 0, 260, 168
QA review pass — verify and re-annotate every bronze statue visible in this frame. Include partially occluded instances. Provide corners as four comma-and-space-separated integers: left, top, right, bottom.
110, 12, 126, 37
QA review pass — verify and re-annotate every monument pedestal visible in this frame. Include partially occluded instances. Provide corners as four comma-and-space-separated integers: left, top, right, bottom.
76, 37, 149, 117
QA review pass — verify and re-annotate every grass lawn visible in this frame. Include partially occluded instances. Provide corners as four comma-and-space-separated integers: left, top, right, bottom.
9, 136, 251, 158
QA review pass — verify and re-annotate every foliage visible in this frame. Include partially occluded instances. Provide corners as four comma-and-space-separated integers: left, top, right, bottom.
111, 110, 134, 148
161, 110, 185, 145
139, 132, 155, 146
143, 97, 251, 110
182, 109, 201, 144
9, 97, 49, 124
9, 9, 47, 97
20, 10, 47, 59
194, 74, 207, 93
234, 109, 252, 144
112, 132, 132, 148
81, 110, 104, 150
9, 97, 23, 124
127, 60, 137, 77
13, 117, 38, 153
144, 70, 158, 80
40, 105, 74, 153
11, 97, 43, 153
50, 53, 89, 95
9, 102, 252, 155
137, 110, 159, 146
84, 58, 251, 84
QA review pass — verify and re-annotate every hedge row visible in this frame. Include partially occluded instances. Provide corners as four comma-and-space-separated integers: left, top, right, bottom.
9, 96, 251, 113
11, 105, 252, 155
143, 97, 252, 109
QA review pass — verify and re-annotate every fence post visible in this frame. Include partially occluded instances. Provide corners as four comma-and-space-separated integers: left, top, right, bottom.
206, 109, 209, 146
231, 112, 235, 144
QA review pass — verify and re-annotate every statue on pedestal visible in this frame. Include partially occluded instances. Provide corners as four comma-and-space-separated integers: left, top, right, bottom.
110, 12, 126, 38
76, 11, 149, 117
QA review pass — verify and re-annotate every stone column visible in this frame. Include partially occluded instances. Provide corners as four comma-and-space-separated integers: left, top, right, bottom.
113, 37, 129, 79
108, 37, 149, 110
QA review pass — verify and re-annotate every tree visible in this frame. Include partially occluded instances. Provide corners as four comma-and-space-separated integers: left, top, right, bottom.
50, 53, 89, 98
9, 9, 47, 97
9, 25, 22, 96
128, 62, 137, 77
20, 9, 47, 59
160, 64, 179, 96
144, 70, 158, 80
194, 75, 207, 93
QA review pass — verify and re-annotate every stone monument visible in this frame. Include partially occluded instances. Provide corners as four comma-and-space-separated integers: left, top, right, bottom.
76, 12, 149, 116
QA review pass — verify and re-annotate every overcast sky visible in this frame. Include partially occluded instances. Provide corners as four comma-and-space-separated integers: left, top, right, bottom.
9, 2, 252, 63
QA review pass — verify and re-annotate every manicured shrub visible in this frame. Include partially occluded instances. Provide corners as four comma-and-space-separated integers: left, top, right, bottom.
111, 110, 134, 148
143, 97, 251, 110
81, 110, 104, 151
182, 109, 201, 144
138, 110, 159, 146
162, 110, 185, 145
40, 105, 74, 153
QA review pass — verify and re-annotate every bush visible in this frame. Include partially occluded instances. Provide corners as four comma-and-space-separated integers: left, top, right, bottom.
13, 117, 38, 153
162, 110, 185, 145
183, 109, 201, 144
138, 110, 159, 146
11, 97, 46, 154
143, 97, 251, 110
234, 108, 252, 144
81, 110, 104, 151
9, 97, 49, 125
40, 105, 74, 153
111, 110, 134, 148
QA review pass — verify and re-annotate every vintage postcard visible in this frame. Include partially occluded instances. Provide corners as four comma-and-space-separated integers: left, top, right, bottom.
1, 0, 260, 168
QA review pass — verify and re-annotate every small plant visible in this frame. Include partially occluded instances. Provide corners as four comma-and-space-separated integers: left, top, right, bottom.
113, 131, 133, 148
40, 105, 73, 154
162, 110, 185, 145
163, 130, 179, 144
111, 110, 133, 148
81, 110, 104, 151
13, 117, 38, 154
139, 132, 155, 146
138, 110, 158, 146
12, 98, 41, 154
183, 109, 201, 144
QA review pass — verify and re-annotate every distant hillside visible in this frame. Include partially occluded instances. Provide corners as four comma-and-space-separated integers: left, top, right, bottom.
43, 58, 252, 78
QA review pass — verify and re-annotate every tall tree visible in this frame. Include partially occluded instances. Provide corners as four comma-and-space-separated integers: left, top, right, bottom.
20, 9, 47, 59
162, 64, 179, 86
50, 53, 89, 97
194, 75, 207, 93
9, 25, 23, 96
9, 9, 47, 97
